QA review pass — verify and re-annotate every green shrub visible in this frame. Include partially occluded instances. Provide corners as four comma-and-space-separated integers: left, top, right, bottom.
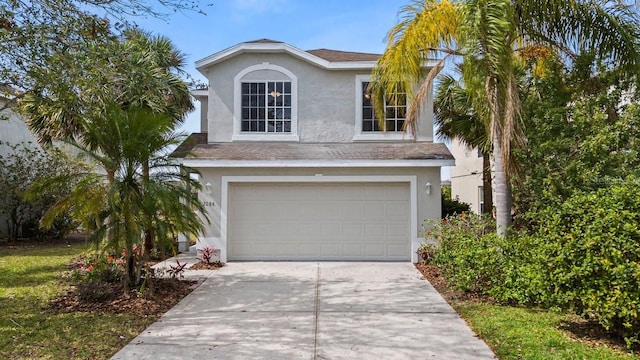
428, 214, 505, 293
425, 214, 547, 303
490, 233, 547, 305
535, 176, 640, 345
441, 194, 471, 219
416, 242, 438, 264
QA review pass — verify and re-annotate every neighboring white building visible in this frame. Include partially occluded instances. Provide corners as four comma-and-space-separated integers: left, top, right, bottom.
0, 98, 39, 156
0, 97, 40, 237
173, 39, 454, 263
449, 138, 485, 214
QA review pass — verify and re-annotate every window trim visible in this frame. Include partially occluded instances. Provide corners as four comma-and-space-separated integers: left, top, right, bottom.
233, 63, 299, 142
353, 75, 413, 141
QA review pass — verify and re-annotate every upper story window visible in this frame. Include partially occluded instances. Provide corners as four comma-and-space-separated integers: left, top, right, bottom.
233, 63, 298, 142
361, 82, 406, 132
354, 75, 412, 141
241, 81, 292, 133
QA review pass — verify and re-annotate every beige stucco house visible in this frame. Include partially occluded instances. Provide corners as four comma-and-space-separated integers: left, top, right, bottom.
174, 39, 454, 263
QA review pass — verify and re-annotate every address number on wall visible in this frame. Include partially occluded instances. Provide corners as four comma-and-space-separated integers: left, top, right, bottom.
203, 201, 215, 207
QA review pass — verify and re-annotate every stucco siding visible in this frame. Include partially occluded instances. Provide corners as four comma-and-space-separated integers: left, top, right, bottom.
202, 52, 434, 143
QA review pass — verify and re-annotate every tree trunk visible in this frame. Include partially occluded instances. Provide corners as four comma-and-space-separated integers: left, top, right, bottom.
482, 152, 493, 215
492, 129, 512, 237
142, 160, 154, 255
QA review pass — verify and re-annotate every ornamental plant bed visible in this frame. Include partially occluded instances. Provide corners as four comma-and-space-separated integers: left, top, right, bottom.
189, 261, 225, 270
49, 278, 196, 316
415, 263, 489, 303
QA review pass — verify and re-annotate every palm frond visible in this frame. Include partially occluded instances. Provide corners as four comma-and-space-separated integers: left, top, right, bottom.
371, 0, 462, 133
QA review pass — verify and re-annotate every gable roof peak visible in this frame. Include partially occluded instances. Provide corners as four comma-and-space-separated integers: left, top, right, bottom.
245, 38, 283, 44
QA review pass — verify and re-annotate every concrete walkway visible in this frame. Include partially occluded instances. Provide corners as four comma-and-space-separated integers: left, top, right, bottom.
111, 262, 496, 359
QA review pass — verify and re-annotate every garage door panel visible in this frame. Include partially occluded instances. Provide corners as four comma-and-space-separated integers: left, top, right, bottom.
229, 183, 411, 261
385, 202, 409, 218
341, 203, 365, 219
341, 223, 364, 237
388, 224, 410, 238
342, 244, 364, 256
384, 184, 411, 200
387, 244, 408, 257
321, 244, 341, 256
364, 203, 385, 218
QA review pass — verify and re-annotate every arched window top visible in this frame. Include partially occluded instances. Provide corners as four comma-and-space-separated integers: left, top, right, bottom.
233, 63, 298, 141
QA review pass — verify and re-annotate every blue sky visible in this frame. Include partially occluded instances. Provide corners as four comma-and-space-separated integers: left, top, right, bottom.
136, 0, 411, 133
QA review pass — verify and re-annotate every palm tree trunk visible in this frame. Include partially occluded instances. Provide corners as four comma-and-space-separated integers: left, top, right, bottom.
482, 152, 493, 215
492, 129, 511, 236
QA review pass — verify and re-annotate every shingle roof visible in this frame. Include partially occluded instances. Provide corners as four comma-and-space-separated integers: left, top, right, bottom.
245, 38, 283, 44
306, 49, 380, 62
172, 133, 453, 162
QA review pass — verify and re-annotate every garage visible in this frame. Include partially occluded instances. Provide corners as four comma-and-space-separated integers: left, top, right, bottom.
227, 182, 411, 261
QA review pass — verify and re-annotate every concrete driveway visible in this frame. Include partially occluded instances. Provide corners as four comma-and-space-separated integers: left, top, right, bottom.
111, 262, 495, 359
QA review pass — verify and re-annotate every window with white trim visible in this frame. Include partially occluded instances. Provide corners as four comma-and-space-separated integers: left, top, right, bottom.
361, 81, 406, 132
354, 75, 411, 141
241, 81, 292, 133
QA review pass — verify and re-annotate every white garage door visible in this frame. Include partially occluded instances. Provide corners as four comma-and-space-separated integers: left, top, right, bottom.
228, 182, 411, 261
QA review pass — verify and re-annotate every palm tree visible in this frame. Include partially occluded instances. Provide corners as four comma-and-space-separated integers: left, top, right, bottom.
34, 105, 207, 292
20, 28, 193, 144
371, 0, 640, 235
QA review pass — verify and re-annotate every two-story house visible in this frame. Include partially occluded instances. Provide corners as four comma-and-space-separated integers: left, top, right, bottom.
174, 39, 454, 263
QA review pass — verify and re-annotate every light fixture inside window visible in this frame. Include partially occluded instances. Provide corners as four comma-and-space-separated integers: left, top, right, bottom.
364, 93, 371, 100
425, 182, 432, 195
269, 90, 281, 98
205, 182, 212, 194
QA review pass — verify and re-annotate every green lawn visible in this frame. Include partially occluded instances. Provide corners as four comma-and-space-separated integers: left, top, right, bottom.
453, 301, 639, 359
0, 243, 155, 359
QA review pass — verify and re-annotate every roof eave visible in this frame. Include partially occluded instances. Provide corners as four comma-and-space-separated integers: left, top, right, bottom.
195, 42, 441, 72
181, 159, 455, 168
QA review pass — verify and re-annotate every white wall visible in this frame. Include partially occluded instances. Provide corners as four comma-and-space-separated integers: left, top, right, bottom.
0, 102, 38, 156
449, 139, 484, 214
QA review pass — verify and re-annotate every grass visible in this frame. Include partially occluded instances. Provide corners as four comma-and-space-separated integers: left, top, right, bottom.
452, 301, 639, 359
0, 243, 156, 359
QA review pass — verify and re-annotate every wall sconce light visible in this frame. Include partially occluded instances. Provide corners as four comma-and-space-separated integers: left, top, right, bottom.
205, 182, 212, 194
425, 182, 432, 195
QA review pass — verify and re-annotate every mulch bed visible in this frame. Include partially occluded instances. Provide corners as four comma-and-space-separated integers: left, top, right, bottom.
189, 261, 225, 270
415, 263, 638, 354
415, 263, 489, 303
50, 278, 197, 316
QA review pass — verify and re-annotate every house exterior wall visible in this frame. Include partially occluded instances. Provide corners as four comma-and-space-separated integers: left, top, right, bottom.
201, 52, 433, 143
449, 138, 484, 214
194, 166, 442, 262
